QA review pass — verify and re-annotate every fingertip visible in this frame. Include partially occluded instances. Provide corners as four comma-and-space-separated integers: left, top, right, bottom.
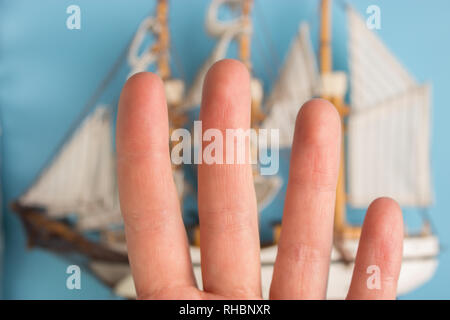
117, 72, 168, 156
364, 197, 404, 241
201, 59, 251, 125
205, 59, 250, 87
368, 197, 402, 213
120, 72, 165, 111
125, 71, 164, 92
347, 197, 404, 299
294, 98, 341, 148
362, 197, 404, 279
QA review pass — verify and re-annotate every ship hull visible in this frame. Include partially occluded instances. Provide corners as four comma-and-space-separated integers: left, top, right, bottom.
111, 234, 439, 299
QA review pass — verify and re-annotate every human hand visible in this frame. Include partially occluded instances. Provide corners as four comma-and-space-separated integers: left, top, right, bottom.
116, 59, 403, 300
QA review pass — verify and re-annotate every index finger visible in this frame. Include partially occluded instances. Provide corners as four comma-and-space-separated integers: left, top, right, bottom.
197, 60, 261, 298
116, 72, 195, 299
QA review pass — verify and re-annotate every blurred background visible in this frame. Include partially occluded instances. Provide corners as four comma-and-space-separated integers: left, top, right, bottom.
0, 0, 449, 299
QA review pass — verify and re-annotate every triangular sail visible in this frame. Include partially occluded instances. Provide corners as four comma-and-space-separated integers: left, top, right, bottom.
348, 8, 416, 109
261, 23, 320, 148
19, 107, 123, 230
347, 8, 432, 207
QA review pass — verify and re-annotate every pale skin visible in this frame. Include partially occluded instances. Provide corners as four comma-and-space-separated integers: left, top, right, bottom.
116, 59, 404, 300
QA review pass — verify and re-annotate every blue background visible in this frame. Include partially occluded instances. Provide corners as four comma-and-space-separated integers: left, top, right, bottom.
0, 0, 449, 299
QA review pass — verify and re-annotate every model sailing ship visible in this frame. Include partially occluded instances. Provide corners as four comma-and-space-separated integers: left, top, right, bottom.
12, 0, 439, 299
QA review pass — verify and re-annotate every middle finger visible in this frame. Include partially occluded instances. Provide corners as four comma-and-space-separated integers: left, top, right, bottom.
198, 59, 260, 298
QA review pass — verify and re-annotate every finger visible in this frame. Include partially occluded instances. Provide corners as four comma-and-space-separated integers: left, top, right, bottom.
116, 72, 195, 299
346, 197, 403, 300
270, 99, 341, 299
198, 59, 260, 298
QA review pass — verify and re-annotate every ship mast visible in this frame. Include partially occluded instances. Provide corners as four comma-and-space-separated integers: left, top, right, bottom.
239, 0, 265, 127
152, 0, 186, 170
239, 0, 253, 70
319, 0, 332, 74
154, 0, 171, 80
319, 0, 359, 239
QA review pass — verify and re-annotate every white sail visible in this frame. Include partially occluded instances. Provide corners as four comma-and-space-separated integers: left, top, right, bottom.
348, 8, 417, 110
347, 8, 432, 207
19, 107, 123, 230
261, 23, 320, 148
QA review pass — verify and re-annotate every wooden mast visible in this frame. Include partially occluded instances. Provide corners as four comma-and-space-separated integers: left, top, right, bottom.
240, 0, 253, 70
154, 0, 171, 80
153, 0, 186, 174
240, 0, 265, 127
319, 0, 332, 74
319, 0, 359, 239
